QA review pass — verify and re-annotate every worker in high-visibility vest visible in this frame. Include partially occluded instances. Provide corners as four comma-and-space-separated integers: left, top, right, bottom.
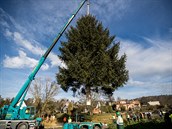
68, 116, 72, 123
116, 111, 124, 129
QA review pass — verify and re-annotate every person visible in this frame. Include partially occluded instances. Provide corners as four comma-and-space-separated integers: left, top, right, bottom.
63, 116, 67, 124
159, 110, 163, 118
143, 112, 146, 119
164, 112, 171, 125
68, 116, 72, 123
25, 108, 30, 114
139, 112, 143, 120
133, 114, 136, 122
126, 113, 130, 124
136, 114, 140, 122
148, 112, 152, 120
169, 113, 172, 122
116, 111, 124, 129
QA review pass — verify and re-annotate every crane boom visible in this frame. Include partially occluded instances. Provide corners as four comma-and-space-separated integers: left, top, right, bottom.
5, 0, 86, 120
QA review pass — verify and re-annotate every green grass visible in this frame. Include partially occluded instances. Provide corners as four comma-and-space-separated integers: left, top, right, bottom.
92, 113, 115, 124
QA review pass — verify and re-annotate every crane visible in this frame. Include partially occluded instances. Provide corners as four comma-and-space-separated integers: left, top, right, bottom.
0, 0, 86, 129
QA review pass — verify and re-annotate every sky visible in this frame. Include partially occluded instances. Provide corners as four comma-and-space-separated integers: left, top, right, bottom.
0, 0, 172, 101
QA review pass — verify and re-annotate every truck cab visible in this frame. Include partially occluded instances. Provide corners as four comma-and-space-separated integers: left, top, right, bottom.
19, 106, 36, 120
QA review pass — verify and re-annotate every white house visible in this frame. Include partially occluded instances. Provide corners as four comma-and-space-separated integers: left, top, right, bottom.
148, 101, 160, 106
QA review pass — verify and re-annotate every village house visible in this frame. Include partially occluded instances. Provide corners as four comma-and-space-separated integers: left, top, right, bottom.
148, 101, 160, 106
92, 108, 101, 114
115, 100, 141, 111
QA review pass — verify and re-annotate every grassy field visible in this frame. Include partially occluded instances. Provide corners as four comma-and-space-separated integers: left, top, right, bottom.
43, 113, 171, 129
92, 113, 115, 124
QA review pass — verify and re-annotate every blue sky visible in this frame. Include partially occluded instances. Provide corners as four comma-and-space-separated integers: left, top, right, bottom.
0, 0, 172, 101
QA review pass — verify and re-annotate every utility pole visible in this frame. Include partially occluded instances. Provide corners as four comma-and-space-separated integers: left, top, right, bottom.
87, 0, 90, 15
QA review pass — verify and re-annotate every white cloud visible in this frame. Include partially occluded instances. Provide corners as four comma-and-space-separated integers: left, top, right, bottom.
48, 53, 66, 68
13, 32, 44, 55
113, 82, 172, 100
128, 78, 144, 86
0, 8, 26, 33
3, 50, 49, 70
119, 38, 172, 79
117, 36, 172, 97
1, 8, 66, 70
0, 8, 10, 28
41, 63, 49, 71
10, 1, 81, 40
5, 29, 12, 37
12, 31, 66, 68
114, 89, 149, 100
4, 29, 66, 69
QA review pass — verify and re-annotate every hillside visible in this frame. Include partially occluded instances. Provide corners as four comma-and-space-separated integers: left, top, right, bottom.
135, 95, 172, 106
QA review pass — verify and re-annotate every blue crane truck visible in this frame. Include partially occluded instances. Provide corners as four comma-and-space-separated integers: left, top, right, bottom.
0, 0, 103, 129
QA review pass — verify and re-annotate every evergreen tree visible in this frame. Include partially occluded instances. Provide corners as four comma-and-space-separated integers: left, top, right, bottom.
57, 15, 129, 103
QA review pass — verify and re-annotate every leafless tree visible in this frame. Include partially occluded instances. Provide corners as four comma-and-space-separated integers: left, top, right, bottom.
29, 78, 59, 115
77, 91, 101, 114
78, 92, 100, 105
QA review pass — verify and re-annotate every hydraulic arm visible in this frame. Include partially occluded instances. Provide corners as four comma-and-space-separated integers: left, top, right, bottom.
4, 0, 86, 120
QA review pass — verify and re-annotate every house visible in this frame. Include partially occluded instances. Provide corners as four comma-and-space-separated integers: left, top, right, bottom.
114, 100, 141, 111
92, 108, 101, 114
119, 100, 127, 104
148, 101, 160, 106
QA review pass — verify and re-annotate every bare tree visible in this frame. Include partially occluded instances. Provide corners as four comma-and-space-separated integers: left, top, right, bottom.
29, 78, 59, 115
78, 92, 100, 105
78, 91, 101, 114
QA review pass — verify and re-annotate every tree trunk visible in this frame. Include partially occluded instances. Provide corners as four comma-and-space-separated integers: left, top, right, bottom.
86, 85, 91, 105
86, 85, 93, 115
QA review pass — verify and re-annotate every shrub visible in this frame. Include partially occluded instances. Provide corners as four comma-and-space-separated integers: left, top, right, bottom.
124, 120, 169, 129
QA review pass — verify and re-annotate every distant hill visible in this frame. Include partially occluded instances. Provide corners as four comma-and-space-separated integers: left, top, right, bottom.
135, 95, 172, 106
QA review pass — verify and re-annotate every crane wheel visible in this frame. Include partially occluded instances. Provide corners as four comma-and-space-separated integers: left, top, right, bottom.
16, 122, 29, 129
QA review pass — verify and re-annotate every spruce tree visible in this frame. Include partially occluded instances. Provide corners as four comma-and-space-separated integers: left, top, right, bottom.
57, 15, 129, 103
